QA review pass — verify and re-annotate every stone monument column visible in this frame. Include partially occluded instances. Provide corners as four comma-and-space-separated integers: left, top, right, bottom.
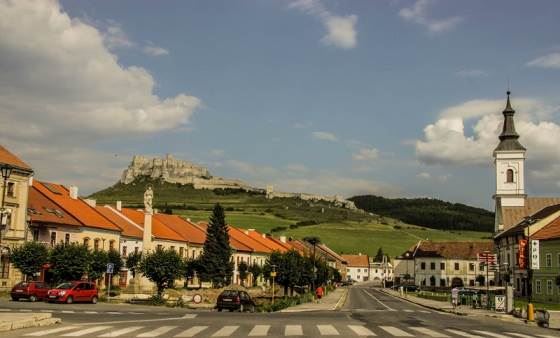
142, 186, 154, 253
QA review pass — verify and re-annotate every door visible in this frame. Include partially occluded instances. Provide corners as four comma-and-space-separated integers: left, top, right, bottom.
74, 283, 87, 302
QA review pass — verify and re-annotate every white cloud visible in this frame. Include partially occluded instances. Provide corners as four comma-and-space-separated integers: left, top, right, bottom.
399, 0, 462, 34
352, 147, 379, 161
210, 149, 225, 157
312, 131, 338, 142
285, 164, 309, 173
415, 96, 560, 185
293, 121, 311, 129
417, 172, 431, 179
289, 0, 358, 49
103, 22, 134, 49
527, 52, 560, 69
456, 69, 488, 78
143, 44, 169, 57
0, 0, 200, 190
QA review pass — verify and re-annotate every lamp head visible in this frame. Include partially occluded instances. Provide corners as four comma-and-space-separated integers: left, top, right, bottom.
0, 166, 12, 180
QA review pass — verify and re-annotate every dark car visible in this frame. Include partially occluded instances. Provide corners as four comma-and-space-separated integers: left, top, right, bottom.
47, 281, 98, 304
11, 281, 49, 302
216, 290, 255, 312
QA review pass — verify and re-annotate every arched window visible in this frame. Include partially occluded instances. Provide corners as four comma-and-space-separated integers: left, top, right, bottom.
83, 237, 90, 247
506, 169, 514, 183
50, 232, 57, 246
94, 238, 100, 251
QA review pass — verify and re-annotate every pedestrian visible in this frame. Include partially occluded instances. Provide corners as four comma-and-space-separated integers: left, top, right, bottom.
315, 285, 324, 302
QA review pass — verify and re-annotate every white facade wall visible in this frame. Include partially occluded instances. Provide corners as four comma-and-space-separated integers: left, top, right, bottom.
346, 266, 369, 282
414, 257, 495, 287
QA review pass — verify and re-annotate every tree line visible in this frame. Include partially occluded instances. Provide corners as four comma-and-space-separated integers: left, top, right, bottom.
349, 195, 494, 232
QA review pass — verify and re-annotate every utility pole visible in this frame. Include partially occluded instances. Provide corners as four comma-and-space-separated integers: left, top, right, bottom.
271, 264, 277, 305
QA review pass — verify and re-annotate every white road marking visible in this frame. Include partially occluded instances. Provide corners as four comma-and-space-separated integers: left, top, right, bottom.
137, 326, 177, 337
403, 309, 414, 313
39, 310, 54, 313
379, 326, 413, 337
129, 312, 144, 315
99, 326, 143, 337
107, 311, 122, 315
24, 326, 79, 336
248, 325, 270, 336
445, 329, 485, 338
62, 310, 75, 313
505, 333, 536, 338
174, 326, 208, 337
182, 314, 197, 319
0, 308, 9, 311
19, 309, 32, 312
61, 326, 112, 337
362, 289, 396, 311
473, 331, 513, 338
211, 326, 239, 337
285, 325, 303, 336
317, 324, 339, 335
537, 335, 559, 338
348, 325, 376, 336
84, 311, 98, 314
410, 327, 449, 337
418, 310, 431, 313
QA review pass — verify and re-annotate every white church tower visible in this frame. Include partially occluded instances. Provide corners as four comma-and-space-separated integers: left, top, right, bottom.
493, 91, 526, 231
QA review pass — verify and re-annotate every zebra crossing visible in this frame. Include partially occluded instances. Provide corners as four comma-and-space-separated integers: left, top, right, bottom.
22, 324, 558, 337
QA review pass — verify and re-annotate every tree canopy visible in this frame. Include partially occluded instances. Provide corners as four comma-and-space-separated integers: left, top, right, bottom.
49, 243, 91, 283
10, 241, 49, 280
139, 247, 184, 296
199, 203, 233, 287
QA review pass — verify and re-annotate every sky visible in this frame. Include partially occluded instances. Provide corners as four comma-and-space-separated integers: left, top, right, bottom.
1, 0, 560, 210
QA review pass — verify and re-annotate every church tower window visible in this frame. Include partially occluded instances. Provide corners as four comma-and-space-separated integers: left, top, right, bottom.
506, 169, 514, 183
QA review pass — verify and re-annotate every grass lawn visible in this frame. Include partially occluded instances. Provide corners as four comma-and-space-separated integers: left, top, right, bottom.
174, 210, 296, 233
514, 299, 560, 311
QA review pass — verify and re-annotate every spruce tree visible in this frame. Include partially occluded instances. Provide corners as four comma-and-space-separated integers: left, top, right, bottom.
199, 203, 233, 287
374, 247, 385, 262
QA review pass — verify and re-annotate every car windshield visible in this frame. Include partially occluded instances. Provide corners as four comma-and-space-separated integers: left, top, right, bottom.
15, 282, 29, 288
220, 290, 238, 297
55, 282, 74, 289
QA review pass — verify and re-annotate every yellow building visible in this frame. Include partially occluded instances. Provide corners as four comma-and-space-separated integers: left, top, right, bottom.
0, 145, 34, 290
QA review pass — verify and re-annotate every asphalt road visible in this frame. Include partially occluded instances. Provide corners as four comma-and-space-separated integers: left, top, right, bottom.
2, 285, 559, 338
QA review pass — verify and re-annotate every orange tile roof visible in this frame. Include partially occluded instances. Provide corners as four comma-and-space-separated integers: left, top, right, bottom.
34, 181, 120, 232
0, 145, 32, 171
155, 214, 206, 245
228, 227, 272, 254
499, 197, 560, 231
341, 254, 370, 268
287, 239, 310, 255
533, 216, 560, 240
28, 186, 81, 227
268, 237, 294, 251
246, 230, 288, 253
96, 206, 143, 239
120, 208, 185, 243
413, 241, 494, 260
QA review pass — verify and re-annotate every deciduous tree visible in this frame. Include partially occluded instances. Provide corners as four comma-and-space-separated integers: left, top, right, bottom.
139, 247, 184, 296
49, 243, 91, 283
10, 241, 48, 280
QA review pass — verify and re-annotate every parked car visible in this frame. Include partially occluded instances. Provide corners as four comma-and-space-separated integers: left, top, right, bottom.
216, 290, 255, 312
47, 281, 98, 304
11, 281, 49, 302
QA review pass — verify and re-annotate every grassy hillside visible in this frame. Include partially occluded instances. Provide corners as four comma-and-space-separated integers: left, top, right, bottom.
90, 177, 492, 257
350, 195, 495, 232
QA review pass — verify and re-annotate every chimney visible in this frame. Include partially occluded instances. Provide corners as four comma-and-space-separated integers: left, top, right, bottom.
244, 230, 249, 235
280, 236, 287, 243
248, 228, 255, 232
29, 176, 34, 186
84, 199, 96, 208
69, 185, 78, 199
262, 233, 266, 239
116, 201, 122, 211
187, 218, 191, 222
359, 252, 362, 256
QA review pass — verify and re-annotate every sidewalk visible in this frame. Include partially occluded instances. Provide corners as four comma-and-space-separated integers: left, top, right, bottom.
280, 287, 348, 312
0, 312, 61, 332
379, 288, 526, 325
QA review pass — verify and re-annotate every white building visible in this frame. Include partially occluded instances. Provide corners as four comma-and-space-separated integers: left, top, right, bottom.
369, 261, 394, 284
341, 254, 370, 282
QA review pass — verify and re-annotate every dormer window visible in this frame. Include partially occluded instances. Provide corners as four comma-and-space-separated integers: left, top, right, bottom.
506, 169, 514, 183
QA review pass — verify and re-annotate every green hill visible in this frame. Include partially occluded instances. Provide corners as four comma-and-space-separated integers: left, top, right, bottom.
349, 195, 495, 232
89, 177, 492, 257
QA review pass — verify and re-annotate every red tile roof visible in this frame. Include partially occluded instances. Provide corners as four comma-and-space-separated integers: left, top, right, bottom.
533, 216, 560, 240
196, 221, 252, 252
498, 197, 560, 231
0, 145, 32, 171
95, 206, 143, 239
33, 181, 120, 232
155, 214, 206, 245
341, 254, 369, 268
413, 241, 494, 260
245, 230, 288, 253
120, 208, 185, 243
228, 227, 272, 254
28, 186, 81, 227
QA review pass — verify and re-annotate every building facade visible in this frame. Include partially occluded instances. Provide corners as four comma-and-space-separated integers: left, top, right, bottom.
341, 254, 370, 282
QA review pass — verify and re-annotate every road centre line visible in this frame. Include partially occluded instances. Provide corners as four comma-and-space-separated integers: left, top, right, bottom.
362, 289, 396, 311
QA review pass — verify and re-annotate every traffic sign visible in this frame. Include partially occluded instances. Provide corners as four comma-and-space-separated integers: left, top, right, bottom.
107, 263, 114, 274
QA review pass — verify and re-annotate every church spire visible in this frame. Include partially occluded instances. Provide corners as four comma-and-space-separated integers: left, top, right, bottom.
494, 91, 526, 152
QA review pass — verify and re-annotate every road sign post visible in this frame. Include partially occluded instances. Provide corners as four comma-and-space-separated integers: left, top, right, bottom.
107, 263, 114, 302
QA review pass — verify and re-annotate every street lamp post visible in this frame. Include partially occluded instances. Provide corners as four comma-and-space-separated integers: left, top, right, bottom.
0, 165, 13, 251
524, 216, 536, 321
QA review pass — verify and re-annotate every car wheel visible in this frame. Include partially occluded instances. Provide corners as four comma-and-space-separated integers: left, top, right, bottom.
29, 295, 37, 302
239, 304, 244, 312
91, 296, 98, 304
217, 308, 222, 312
66, 296, 74, 304
11, 296, 18, 301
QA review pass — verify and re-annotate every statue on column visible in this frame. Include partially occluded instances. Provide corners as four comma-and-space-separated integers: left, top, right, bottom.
144, 186, 154, 214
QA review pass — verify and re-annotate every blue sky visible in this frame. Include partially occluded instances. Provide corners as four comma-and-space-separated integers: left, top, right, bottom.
1, 0, 560, 209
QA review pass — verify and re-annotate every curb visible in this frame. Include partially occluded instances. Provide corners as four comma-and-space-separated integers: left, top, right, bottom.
334, 288, 348, 311
0, 313, 61, 332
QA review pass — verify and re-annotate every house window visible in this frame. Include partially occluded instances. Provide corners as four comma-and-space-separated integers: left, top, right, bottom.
170, 246, 175, 252
83, 238, 90, 247
469, 263, 475, 271
7, 182, 15, 197
506, 169, 514, 183
479, 263, 485, 271
32, 228, 39, 241
469, 279, 475, 286
122, 246, 127, 257
547, 280, 553, 295
421, 262, 426, 270
134, 247, 139, 254
109, 240, 115, 251
440, 262, 445, 270
546, 254, 552, 267
430, 262, 436, 270
0, 255, 9, 279
357, 268, 361, 273
157, 244, 163, 250
50, 232, 56, 246
440, 279, 446, 287
454, 262, 460, 270
65, 234, 70, 245
94, 239, 100, 251
179, 247, 184, 257
536, 280, 542, 294
192, 250, 196, 259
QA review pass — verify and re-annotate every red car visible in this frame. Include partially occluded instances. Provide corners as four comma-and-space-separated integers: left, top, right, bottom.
11, 281, 49, 302
47, 281, 98, 304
